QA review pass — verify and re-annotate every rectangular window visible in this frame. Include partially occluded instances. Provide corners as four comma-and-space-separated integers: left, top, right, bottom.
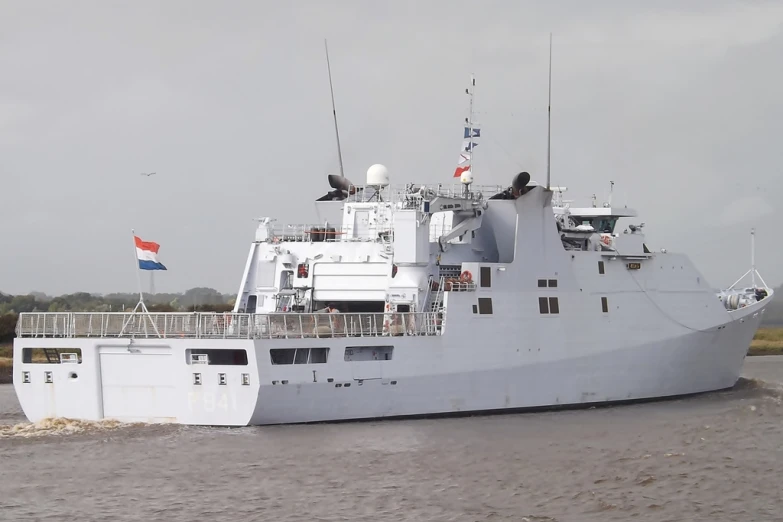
309, 347, 329, 364
598, 261, 605, 275
345, 346, 394, 361
472, 304, 478, 314
270, 348, 329, 365
477, 297, 493, 314
601, 297, 609, 313
548, 279, 557, 288
480, 266, 492, 288
539, 297, 559, 314
294, 348, 309, 364
187, 349, 248, 365
537, 279, 547, 288
22, 348, 82, 364
270, 348, 295, 365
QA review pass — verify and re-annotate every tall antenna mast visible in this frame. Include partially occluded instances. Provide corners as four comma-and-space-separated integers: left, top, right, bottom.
467, 73, 476, 177
324, 39, 345, 178
546, 32, 552, 191
751, 227, 757, 288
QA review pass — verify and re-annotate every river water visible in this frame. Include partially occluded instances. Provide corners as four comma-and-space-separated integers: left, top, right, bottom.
1, 357, 782, 521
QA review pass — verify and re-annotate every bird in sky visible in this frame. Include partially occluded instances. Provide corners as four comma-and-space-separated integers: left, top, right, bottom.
140, 172, 156, 177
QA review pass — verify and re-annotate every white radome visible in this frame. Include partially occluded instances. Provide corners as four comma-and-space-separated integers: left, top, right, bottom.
366, 164, 390, 187
460, 170, 473, 185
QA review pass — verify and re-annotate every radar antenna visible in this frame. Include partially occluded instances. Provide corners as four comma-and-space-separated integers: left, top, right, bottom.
466, 74, 476, 181
324, 39, 345, 179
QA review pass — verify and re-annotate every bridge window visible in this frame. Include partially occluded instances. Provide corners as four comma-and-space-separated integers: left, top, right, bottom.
601, 297, 609, 313
598, 261, 605, 275
594, 217, 618, 234
480, 266, 492, 288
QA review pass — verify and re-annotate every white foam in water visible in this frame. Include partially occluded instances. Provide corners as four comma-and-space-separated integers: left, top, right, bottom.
0, 417, 144, 438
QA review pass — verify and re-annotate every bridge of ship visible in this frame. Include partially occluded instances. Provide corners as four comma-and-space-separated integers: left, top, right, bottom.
262, 182, 504, 243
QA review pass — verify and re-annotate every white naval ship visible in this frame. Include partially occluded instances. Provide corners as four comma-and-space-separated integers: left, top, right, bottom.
10, 53, 775, 426
10, 162, 774, 426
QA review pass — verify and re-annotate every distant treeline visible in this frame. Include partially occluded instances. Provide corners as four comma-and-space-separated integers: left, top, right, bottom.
0, 287, 236, 344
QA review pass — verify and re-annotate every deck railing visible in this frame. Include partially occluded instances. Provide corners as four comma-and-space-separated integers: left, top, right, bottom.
15, 311, 444, 340
263, 221, 457, 244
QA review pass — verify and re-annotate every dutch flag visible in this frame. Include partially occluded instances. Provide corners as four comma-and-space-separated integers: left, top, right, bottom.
134, 235, 167, 271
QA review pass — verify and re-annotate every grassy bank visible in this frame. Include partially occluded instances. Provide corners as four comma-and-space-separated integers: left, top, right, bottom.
748, 327, 783, 356
0, 344, 10, 369
0, 344, 11, 384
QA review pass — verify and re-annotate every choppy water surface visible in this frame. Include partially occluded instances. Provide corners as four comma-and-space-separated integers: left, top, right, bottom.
2, 358, 783, 521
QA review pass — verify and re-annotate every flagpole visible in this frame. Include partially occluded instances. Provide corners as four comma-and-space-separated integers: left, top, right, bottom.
120, 229, 161, 338
131, 229, 144, 304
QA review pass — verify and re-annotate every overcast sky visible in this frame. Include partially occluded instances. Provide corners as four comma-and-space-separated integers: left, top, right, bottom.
1, 0, 781, 296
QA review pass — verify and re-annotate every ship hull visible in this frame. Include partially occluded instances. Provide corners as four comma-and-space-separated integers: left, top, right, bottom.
11, 298, 768, 427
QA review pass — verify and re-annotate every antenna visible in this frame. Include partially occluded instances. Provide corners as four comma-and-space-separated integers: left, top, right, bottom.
728, 227, 769, 291
751, 227, 756, 288
467, 73, 476, 178
324, 39, 345, 179
608, 180, 614, 207
546, 32, 552, 191
454, 75, 481, 183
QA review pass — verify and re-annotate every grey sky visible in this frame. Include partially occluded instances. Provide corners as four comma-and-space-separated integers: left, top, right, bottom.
1, 0, 781, 296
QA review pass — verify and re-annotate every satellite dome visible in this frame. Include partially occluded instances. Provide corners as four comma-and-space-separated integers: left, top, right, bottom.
366, 164, 390, 187
460, 169, 473, 185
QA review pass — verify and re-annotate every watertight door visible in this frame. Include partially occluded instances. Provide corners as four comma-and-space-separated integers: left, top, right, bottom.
99, 347, 176, 422
353, 210, 371, 240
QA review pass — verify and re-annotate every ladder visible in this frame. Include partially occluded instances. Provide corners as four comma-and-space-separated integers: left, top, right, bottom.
43, 348, 61, 363
426, 276, 446, 334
